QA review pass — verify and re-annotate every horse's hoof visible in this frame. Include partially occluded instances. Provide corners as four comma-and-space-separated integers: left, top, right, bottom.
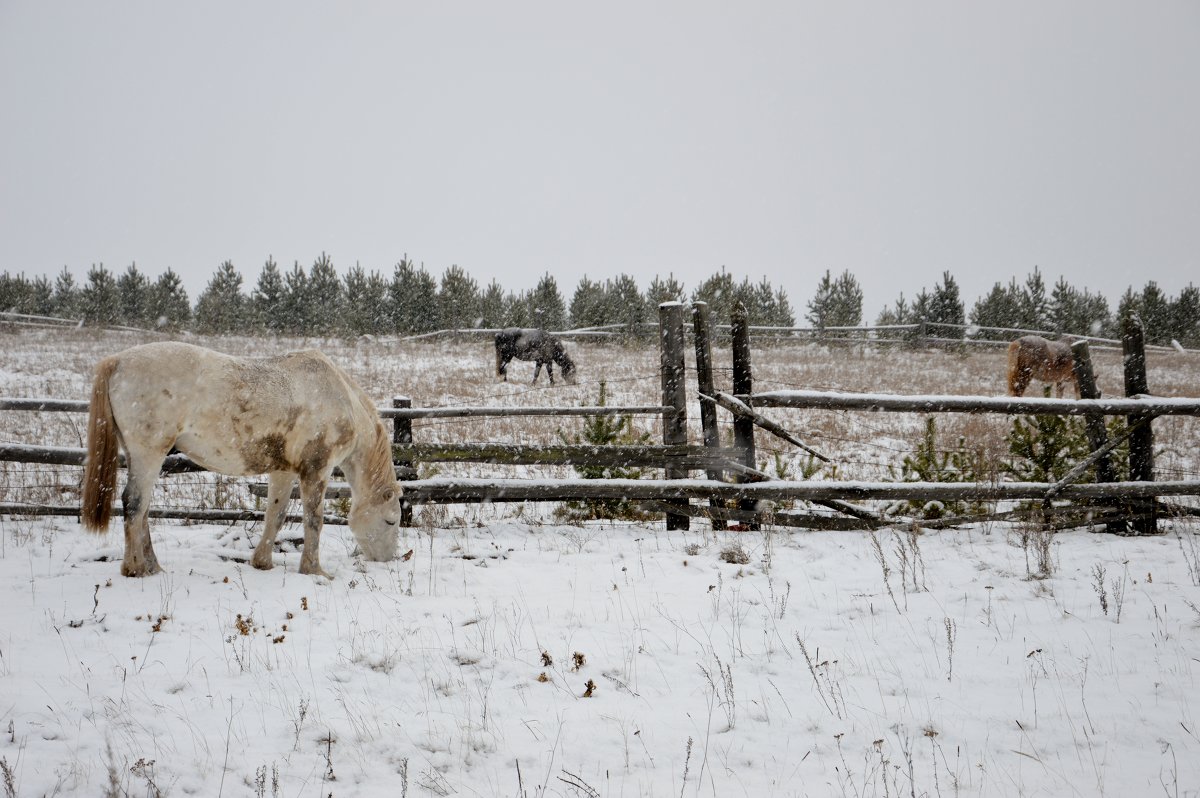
121, 562, 160, 578
250, 557, 273, 571
299, 563, 332, 579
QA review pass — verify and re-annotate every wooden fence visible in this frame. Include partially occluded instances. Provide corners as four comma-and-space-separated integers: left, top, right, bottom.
3, 304, 1200, 535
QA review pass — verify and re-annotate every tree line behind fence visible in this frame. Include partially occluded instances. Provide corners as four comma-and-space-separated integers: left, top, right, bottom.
2, 258, 1198, 347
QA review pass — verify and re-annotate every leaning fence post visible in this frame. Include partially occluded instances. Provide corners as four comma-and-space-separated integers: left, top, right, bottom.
692, 301, 724, 527
393, 396, 414, 527
659, 302, 690, 530
1071, 340, 1123, 533
731, 301, 759, 530
1121, 314, 1157, 534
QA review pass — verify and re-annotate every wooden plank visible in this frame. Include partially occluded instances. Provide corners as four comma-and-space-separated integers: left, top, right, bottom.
0, 503, 347, 525
378, 405, 671, 419
274, 477, 1200, 503
0, 398, 90, 412
749, 390, 1200, 417
391, 442, 740, 469
0, 443, 205, 472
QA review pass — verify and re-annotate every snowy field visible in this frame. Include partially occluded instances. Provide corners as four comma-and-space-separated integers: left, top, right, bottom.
2, 327, 1200, 797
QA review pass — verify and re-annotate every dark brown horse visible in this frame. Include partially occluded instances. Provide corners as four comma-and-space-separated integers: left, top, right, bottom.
1007, 335, 1078, 397
495, 328, 576, 385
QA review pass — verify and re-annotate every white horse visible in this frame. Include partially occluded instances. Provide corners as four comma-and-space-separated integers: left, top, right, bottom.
80, 342, 403, 577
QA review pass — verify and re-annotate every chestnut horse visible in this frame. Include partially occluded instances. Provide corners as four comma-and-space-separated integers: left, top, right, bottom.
495, 328, 577, 385
1006, 335, 1078, 397
81, 342, 403, 577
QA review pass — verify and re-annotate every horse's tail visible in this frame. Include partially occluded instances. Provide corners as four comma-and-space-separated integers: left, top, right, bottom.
81, 356, 120, 532
1006, 339, 1025, 397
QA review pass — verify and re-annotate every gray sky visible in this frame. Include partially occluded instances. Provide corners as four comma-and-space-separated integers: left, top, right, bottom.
2, 2, 1197, 320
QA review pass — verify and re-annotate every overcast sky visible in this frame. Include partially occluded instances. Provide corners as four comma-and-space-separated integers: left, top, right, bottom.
2, 2, 1196, 320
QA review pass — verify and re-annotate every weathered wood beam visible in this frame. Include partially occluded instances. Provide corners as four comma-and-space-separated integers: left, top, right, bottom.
268, 477, 1200, 503
0, 503, 347, 525
390, 442, 740, 469
706, 391, 831, 462
378, 405, 671, 419
749, 390, 1200, 417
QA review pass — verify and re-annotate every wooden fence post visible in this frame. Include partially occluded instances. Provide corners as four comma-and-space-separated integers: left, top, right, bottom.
1121, 314, 1157, 534
659, 302, 690, 530
692, 301, 724, 526
731, 301, 759, 530
1071, 340, 1123, 534
393, 396, 415, 526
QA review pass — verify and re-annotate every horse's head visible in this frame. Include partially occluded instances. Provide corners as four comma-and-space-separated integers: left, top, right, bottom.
557, 350, 577, 385
348, 482, 404, 561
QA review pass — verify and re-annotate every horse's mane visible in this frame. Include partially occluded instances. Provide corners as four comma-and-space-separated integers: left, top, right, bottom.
361, 419, 396, 496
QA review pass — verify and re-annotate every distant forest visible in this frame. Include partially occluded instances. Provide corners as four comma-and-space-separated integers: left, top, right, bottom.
1, 257, 1197, 347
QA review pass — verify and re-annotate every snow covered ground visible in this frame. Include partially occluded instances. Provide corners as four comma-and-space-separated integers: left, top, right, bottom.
2, 515, 1199, 797
1, 327, 1199, 796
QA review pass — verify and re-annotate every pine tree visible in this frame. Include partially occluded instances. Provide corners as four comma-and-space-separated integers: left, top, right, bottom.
479, 280, 506, 329
929, 271, 964, 328
528, 273, 566, 330
307, 253, 344, 336
1139, 281, 1171, 345
52, 267, 83, 320
116, 263, 151, 328
251, 257, 285, 334
81, 264, 122, 326
569, 276, 606, 329
773, 287, 796, 327
1047, 276, 1075, 335
970, 279, 1024, 331
1170, 284, 1200, 347
148, 268, 191, 330
876, 293, 915, 341
645, 273, 686, 319
807, 270, 862, 329
1021, 267, 1049, 330
343, 264, 388, 336
280, 261, 311, 335
605, 273, 646, 332
691, 269, 737, 324
193, 261, 248, 334
386, 258, 439, 333
26, 275, 53, 315
502, 290, 534, 327
437, 264, 481, 330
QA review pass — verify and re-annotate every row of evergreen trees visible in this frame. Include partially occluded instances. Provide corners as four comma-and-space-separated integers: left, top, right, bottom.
823, 267, 1199, 347
0, 258, 795, 337
1, 259, 1196, 346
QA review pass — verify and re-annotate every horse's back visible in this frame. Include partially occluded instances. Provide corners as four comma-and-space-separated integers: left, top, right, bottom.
105, 342, 367, 476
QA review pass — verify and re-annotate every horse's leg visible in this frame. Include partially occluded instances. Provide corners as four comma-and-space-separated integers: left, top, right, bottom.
498, 354, 510, 381
120, 446, 166, 577
298, 472, 332, 577
547, 361, 555, 385
532, 362, 542, 384
251, 471, 296, 571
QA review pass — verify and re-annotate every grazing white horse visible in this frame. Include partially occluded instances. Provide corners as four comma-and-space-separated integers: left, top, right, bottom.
81, 342, 403, 577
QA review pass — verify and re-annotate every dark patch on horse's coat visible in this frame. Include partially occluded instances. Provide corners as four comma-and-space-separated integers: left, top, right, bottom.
241, 433, 291, 473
